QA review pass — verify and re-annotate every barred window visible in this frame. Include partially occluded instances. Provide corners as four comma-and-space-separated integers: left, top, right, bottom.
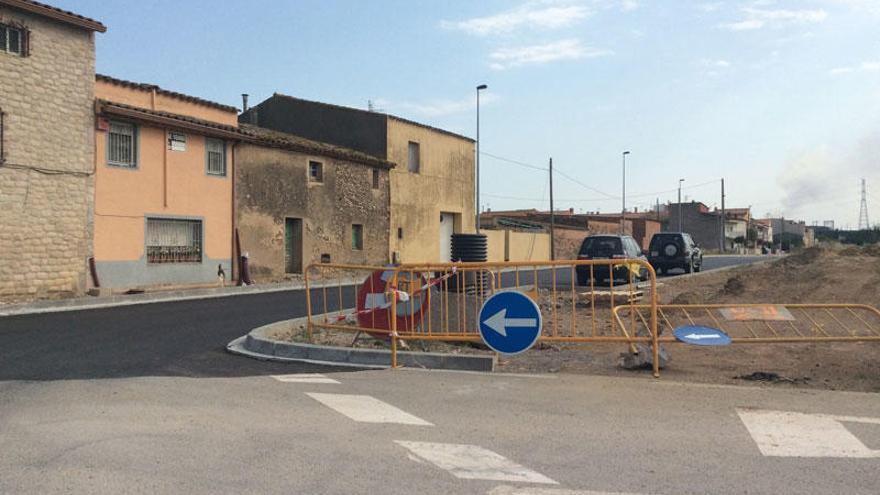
146, 218, 202, 263
108, 121, 137, 167
0, 24, 25, 56
205, 138, 226, 176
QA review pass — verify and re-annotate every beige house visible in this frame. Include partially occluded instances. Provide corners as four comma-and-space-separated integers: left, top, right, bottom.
234, 124, 394, 279
0, 0, 105, 300
239, 94, 475, 264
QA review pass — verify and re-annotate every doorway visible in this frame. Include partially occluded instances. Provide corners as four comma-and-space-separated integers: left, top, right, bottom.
285, 218, 303, 274
439, 212, 457, 262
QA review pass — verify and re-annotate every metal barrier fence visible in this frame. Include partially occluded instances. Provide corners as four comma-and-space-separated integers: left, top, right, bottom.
305, 259, 662, 376
613, 303, 880, 343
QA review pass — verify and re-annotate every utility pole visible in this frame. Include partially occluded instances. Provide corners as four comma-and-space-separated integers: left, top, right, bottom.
720, 178, 726, 252
859, 178, 870, 230
475, 84, 487, 234
656, 198, 660, 223
621, 151, 630, 235
678, 178, 685, 232
549, 157, 555, 260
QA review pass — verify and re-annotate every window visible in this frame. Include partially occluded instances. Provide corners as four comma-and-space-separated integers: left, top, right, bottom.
107, 121, 137, 168
397, 227, 403, 239
372, 169, 380, 189
352, 224, 363, 250
309, 160, 324, 182
407, 141, 420, 173
146, 218, 202, 263
0, 24, 26, 56
205, 138, 226, 176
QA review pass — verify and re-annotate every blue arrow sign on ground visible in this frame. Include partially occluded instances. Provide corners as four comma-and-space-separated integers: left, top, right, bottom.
479, 291, 542, 355
673, 325, 732, 346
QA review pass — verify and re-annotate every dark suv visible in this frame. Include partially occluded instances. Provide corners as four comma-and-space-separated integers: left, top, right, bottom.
575, 235, 648, 286
647, 232, 702, 275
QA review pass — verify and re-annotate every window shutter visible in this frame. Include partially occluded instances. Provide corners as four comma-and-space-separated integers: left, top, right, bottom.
22, 28, 29, 57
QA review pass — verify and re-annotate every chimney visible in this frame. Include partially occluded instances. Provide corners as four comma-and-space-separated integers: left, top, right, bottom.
241, 94, 249, 112
568, 207, 574, 215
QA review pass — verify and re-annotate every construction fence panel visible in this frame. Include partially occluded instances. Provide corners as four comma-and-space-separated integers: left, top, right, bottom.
306, 259, 662, 376
613, 303, 880, 343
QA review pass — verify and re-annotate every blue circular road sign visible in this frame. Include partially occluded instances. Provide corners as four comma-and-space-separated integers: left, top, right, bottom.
478, 291, 543, 355
673, 325, 732, 346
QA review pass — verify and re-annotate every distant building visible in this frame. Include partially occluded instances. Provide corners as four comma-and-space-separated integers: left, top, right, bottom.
479, 208, 661, 256
240, 94, 475, 263
0, 0, 105, 300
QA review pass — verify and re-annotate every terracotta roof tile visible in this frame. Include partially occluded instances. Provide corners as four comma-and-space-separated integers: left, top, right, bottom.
97, 74, 238, 113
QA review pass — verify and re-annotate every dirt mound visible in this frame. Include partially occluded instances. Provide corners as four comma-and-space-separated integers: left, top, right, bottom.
660, 247, 880, 307
839, 243, 880, 257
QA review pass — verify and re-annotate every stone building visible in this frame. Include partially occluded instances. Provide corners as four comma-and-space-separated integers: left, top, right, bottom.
240, 94, 475, 264
234, 125, 393, 279
92, 75, 240, 289
0, 0, 104, 300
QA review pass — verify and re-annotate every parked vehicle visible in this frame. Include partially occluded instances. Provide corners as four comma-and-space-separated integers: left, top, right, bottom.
575, 235, 649, 286
647, 232, 703, 275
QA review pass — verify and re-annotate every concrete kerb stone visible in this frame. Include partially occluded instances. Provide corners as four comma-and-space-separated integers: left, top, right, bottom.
226, 316, 497, 372
0, 277, 362, 317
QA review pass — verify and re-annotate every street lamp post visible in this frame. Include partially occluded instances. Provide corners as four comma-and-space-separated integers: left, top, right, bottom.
475, 84, 487, 234
678, 178, 685, 232
621, 151, 630, 234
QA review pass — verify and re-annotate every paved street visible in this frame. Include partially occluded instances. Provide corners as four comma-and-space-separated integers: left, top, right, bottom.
1, 369, 877, 494
0, 255, 765, 381
2, 253, 846, 495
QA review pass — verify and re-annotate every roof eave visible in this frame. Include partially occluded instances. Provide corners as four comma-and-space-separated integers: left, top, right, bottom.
2, 0, 106, 32
96, 101, 246, 141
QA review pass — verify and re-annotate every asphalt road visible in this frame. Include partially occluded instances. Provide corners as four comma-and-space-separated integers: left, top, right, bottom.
1, 369, 877, 494
2, 253, 811, 494
0, 255, 766, 382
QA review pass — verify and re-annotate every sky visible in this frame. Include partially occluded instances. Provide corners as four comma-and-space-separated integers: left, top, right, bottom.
58, 0, 880, 228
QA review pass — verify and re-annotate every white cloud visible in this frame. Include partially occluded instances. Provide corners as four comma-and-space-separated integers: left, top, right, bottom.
697, 2, 724, 13
829, 61, 880, 75
721, 7, 828, 31
621, 0, 639, 12
441, 1, 591, 36
374, 93, 500, 118
488, 39, 611, 70
702, 58, 731, 68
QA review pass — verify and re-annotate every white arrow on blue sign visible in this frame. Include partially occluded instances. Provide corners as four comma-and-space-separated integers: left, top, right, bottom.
673, 325, 732, 346
478, 291, 543, 355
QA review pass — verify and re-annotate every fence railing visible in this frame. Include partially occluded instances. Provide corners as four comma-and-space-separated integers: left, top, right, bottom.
305, 259, 662, 376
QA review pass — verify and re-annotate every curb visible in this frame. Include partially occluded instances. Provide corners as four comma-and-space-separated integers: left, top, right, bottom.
0, 278, 360, 317
226, 318, 497, 372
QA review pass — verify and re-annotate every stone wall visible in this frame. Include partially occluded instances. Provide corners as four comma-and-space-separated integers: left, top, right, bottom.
0, 9, 96, 300
235, 144, 390, 280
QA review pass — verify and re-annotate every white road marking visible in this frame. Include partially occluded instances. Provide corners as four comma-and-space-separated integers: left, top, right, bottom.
489, 486, 647, 495
395, 441, 557, 484
307, 393, 433, 425
737, 408, 880, 458
271, 374, 340, 384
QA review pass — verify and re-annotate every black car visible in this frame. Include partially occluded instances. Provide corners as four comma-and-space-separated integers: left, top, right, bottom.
575, 235, 648, 286
647, 232, 703, 275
